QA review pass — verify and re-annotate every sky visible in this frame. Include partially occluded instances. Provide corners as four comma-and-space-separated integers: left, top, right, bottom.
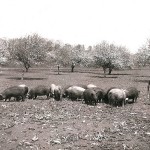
0, 0, 150, 53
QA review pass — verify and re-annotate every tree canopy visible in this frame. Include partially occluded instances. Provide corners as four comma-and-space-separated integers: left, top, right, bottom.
0, 33, 141, 75
93, 41, 131, 76
7, 34, 48, 71
135, 39, 150, 67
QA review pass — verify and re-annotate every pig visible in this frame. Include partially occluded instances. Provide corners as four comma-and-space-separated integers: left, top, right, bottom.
18, 84, 28, 98
103, 87, 118, 104
83, 89, 97, 105
76, 84, 87, 89
62, 84, 87, 98
0, 85, 28, 101
107, 88, 126, 107
91, 87, 105, 103
54, 85, 62, 101
50, 84, 57, 97
125, 87, 140, 103
28, 85, 50, 99
65, 86, 85, 100
67, 89, 82, 101
62, 85, 73, 98
86, 84, 97, 89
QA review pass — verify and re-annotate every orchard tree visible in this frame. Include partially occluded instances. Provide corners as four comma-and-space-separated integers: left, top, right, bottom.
0, 38, 9, 65
79, 46, 95, 67
8, 38, 31, 71
54, 44, 86, 72
8, 34, 48, 72
118, 46, 132, 68
70, 44, 85, 72
71, 45, 85, 63
135, 39, 150, 67
93, 41, 115, 76
93, 41, 131, 76
55, 44, 72, 66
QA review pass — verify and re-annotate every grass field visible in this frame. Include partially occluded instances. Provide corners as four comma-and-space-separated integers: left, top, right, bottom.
0, 67, 150, 150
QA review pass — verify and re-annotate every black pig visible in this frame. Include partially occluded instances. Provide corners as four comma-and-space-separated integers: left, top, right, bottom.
0, 85, 28, 101
125, 87, 140, 103
28, 85, 50, 99
83, 89, 97, 105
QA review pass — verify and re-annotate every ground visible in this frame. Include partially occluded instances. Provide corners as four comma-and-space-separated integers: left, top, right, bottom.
0, 67, 150, 150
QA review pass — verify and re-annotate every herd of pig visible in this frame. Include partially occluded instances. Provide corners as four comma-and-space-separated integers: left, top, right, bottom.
0, 83, 140, 107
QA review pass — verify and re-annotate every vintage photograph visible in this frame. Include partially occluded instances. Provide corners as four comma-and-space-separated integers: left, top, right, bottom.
0, 0, 150, 149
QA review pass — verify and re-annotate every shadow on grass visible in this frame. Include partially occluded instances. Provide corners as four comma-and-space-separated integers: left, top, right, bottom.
53, 70, 81, 74
53, 70, 101, 75
48, 69, 134, 76
134, 79, 149, 83
111, 73, 133, 75
90, 75, 118, 78
47, 73, 69, 75
28, 98, 50, 100
7, 77, 47, 80
134, 75, 150, 78
0, 74, 9, 76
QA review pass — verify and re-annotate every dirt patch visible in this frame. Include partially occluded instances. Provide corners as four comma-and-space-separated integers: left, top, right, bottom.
0, 68, 150, 149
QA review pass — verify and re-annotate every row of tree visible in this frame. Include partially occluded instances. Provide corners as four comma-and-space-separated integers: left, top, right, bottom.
135, 39, 150, 67
0, 33, 149, 75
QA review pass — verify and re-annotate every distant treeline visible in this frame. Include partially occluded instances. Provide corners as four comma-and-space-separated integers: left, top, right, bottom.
0, 33, 150, 75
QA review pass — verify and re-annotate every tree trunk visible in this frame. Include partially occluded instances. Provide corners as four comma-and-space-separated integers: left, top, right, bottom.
71, 62, 75, 72
24, 64, 30, 72
24, 62, 30, 72
25, 67, 29, 72
103, 67, 106, 77
71, 66, 74, 72
57, 64, 60, 74
108, 67, 112, 75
